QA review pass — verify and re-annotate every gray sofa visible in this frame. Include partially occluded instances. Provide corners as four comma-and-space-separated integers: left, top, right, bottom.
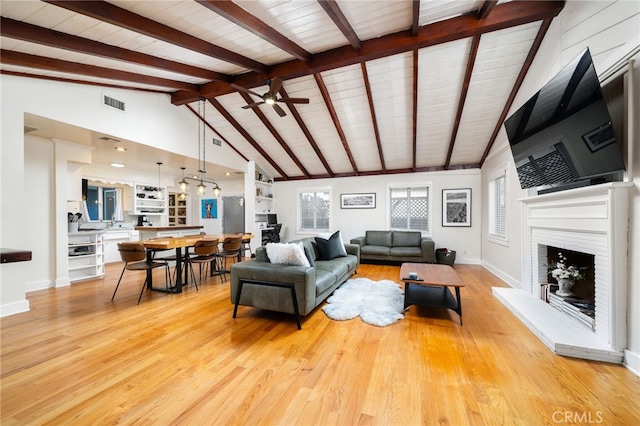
350, 230, 434, 264
230, 237, 360, 329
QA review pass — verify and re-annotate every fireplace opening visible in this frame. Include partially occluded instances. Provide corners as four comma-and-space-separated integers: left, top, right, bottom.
541, 246, 596, 329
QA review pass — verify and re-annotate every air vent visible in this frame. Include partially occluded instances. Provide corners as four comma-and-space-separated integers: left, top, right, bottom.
102, 94, 126, 111
212, 138, 222, 146
98, 136, 121, 142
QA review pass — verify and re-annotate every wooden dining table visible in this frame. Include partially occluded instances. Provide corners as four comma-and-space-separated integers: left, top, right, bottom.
139, 233, 253, 293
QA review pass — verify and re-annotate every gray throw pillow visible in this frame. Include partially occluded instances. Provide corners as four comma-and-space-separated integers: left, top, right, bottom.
315, 231, 347, 260
303, 244, 316, 267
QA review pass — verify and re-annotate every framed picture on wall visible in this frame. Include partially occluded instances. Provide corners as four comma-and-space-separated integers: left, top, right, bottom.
201, 199, 217, 219
442, 188, 471, 227
340, 193, 376, 209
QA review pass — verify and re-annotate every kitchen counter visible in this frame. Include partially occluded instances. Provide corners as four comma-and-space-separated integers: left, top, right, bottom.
136, 225, 204, 240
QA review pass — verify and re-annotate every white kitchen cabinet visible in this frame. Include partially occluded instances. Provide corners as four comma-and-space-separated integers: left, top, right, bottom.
68, 231, 105, 282
103, 229, 140, 263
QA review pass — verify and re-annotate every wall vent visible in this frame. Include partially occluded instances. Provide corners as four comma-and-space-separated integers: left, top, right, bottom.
212, 137, 222, 146
102, 94, 126, 111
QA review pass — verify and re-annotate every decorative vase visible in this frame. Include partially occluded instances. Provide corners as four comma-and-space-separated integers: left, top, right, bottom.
556, 278, 575, 297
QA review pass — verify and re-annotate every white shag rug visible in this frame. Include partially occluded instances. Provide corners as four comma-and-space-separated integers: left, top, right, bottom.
322, 277, 405, 327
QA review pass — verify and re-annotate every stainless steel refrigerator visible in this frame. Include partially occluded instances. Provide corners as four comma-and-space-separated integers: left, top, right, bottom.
222, 196, 245, 234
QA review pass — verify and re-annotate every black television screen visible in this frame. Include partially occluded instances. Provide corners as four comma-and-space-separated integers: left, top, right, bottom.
504, 48, 625, 191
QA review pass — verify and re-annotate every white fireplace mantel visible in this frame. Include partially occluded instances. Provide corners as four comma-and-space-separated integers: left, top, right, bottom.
494, 182, 632, 363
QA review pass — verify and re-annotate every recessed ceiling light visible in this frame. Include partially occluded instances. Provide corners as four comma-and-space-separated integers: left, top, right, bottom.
114, 146, 127, 152
225, 172, 231, 176
110, 162, 125, 168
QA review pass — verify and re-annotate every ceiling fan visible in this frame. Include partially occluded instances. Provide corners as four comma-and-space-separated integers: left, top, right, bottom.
231, 77, 309, 117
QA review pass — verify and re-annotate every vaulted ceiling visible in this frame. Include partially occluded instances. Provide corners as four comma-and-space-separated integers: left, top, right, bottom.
1, 0, 565, 181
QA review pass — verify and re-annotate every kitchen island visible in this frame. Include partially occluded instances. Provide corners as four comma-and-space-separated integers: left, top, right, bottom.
136, 225, 204, 241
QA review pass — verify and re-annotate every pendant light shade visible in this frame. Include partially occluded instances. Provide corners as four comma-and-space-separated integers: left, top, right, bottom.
156, 162, 163, 198
179, 166, 189, 194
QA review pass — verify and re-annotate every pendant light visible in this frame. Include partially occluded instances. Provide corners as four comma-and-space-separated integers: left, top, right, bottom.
179, 166, 189, 194
156, 162, 163, 198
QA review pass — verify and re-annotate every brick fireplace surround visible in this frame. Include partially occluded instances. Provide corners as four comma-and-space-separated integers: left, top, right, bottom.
493, 182, 632, 363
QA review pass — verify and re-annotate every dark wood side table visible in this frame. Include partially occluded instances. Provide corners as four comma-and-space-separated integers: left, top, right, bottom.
400, 263, 465, 325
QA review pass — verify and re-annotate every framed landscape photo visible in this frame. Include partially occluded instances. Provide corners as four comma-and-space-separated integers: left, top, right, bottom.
340, 193, 376, 209
442, 188, 471, 227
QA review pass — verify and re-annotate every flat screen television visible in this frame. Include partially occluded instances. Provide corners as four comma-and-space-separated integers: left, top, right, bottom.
504, 48, 625, 193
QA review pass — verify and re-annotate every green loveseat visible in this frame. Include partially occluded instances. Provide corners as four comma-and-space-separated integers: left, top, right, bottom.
230, 237, 360, 329
350, 230, 434, 264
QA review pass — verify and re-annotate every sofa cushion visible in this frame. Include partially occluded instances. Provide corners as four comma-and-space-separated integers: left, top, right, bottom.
390, 246, 423, 257
266, 243, 310, 267
361, 245, 391, 256
365, 230, 392, 246
314, 268, 338, 295
315, 231, 347, 260
392, 231, 422, 247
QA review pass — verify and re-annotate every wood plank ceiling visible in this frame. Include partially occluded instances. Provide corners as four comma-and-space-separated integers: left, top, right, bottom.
0, 0, 565, 181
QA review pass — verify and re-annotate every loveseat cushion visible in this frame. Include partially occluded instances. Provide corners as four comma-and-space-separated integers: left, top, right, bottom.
392, 231, 422, 247
365, 230, 392, 246
390, 246, 422, 257
360, 245, 391, 256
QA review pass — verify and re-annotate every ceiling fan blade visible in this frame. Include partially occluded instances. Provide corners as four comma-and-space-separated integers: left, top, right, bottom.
272, 103, 287, 117
242, 101, 265, 109
269, 77, 283, 96
278, 97, 309, 104
230, 83, 263, 99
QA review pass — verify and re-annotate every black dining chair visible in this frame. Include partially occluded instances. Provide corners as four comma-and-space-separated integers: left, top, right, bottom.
112, 242, 172, 304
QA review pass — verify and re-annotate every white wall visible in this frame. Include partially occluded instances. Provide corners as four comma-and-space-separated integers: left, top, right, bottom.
273, 169, 482, 264
480, 0, 640, 373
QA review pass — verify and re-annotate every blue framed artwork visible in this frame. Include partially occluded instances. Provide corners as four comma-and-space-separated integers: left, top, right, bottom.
201, 199, 217, 219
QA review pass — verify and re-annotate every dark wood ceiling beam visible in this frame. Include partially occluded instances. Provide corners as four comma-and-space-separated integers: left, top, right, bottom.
185, 103, 249, 163
314, 73, 359, 175
480, 18, 554, 166
43, 0, 269, 73
174, 0, 564, 103
0, 17, 231, 83
275, 162, 481, 182
445, 35, 480, 169
478, 1, 499, 20
360, 62, 386, 172
412, 1, 421, 36
206, 97, 289, 179
239, 92, 310, 178
318, 0, 361, 50
411, 49, 419, 171
0, 49, 199, 91
197, 0, 311, 63
279, 87, 334, 177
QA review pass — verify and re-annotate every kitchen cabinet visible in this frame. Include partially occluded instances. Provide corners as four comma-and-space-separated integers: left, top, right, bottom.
103, 229, 140, 264
133, 184, 167, 215
137, 226, 203, 241
168, 193, 187, 225
68, 231, 104, 282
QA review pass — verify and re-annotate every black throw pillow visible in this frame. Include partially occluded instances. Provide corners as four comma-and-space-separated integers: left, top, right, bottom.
303, 244, 316, 267
315, 231, 347, 260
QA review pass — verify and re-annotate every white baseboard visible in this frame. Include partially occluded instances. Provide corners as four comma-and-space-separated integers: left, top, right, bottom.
481, 259, 520, 288
26, 279, 52, 292
454, 256, 481, 265
623, 349, 640, 377
0, 299, 30, 317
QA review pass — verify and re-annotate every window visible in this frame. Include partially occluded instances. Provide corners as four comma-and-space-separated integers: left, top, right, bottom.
86, 185, 122, 221
299, 189, 330, 232
488, 172, 507, 241
388, 185, 430, 233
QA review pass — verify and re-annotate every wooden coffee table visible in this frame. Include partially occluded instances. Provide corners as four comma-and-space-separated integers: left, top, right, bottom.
400, 263, 465, 325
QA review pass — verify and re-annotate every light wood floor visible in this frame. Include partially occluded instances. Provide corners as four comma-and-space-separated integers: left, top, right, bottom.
2, 261, 639, 425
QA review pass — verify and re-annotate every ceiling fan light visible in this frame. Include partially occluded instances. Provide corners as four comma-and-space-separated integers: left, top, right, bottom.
265, 98, 275, 105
